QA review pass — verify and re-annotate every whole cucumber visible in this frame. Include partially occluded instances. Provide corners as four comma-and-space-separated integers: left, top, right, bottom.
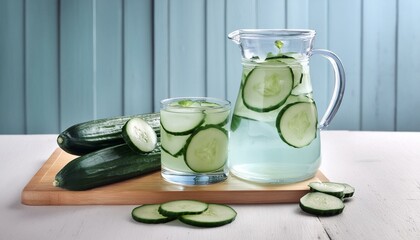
53, 144, 161, 191
57, 113, 160, 155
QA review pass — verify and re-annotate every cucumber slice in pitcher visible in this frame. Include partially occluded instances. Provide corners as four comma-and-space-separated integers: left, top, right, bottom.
278, 58, 303, 88
184, 125, 228, 173
276, 101, 318, 148
242, 63, 293, 112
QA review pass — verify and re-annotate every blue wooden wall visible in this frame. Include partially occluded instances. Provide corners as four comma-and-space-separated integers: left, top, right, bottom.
1, 0, 419, 134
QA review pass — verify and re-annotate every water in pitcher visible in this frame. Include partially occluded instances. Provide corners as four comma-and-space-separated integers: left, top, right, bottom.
228, 56, 321, 183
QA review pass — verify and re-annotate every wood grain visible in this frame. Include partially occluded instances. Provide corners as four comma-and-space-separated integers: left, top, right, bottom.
21, 148, 328, 206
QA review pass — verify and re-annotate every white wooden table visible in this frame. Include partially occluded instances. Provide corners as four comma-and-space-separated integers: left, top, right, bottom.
1, 131, 420, 240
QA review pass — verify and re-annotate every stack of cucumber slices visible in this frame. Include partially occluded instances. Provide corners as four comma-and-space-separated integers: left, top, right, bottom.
132, 200, 237, 228
300, 182, 355, 216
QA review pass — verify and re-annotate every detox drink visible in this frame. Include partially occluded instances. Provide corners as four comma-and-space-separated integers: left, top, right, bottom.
228, 55, 321, 183
228, 29, 346, 184
160, 97, 230, 185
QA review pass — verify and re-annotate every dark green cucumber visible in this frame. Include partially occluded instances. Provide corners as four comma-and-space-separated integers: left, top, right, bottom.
53, 144, 161, 191
57, 113, 160, 155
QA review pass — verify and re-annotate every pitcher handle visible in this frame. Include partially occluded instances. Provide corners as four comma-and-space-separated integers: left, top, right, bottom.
311, 49, 346, 130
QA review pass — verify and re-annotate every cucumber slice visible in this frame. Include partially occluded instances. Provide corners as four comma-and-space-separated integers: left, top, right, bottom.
160, 108, 204, 135
160, 127, 190, 157
299, 192, 345, 216
230, 114, 242, 132
179, 204, 237, 228
277, 58, 303, 88
122, 117, 157, 153
291, 64, 313, 96
204, 109, 230, 126
158, 200, 208, 218
131, 204, 176, 224
184, 125, 228, 173
242, 63, 293, 112
309, 182, 345, 199
337, 182, 355, 198
276, 101, 318, 148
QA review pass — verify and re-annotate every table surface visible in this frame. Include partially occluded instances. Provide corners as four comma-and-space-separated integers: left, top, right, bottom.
1, 131, 420, 240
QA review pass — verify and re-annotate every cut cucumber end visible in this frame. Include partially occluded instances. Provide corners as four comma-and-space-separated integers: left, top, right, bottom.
179, 204, 237, 228
52, 180, 60, 187
122, 117, 157, 153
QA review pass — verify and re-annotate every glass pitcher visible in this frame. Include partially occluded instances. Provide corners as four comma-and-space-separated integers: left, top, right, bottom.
228, 29, 345, 184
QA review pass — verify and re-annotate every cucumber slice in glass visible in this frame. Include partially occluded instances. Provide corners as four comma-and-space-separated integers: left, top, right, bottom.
160, 127, 190, 157
160, 108, 204, 135
276, 101, 318, 148
158, 200, 208, 218
242, 63, 293, 112
184, 125, 228, 173
179, 204, 237, 228
300, 192, 345, 216
131, 204, 176, 224
122, 117, 157, 153
204, 109, 230, 126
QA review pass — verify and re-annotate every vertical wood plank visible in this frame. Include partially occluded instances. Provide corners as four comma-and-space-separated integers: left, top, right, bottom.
328, 0, 362, 130
124, 0, 153, 115
397, 0, 420, 131
0, 0, 25, 133
206, 0, 226, 99
256, 0, 286, 28
169, 0, 206, 97
60, 0, 95, 129
96, 0, 123, 118
25, 0, 59, 133
362, 0, 397, 131
308, 0, 330, 125
226, 0, 257, 104
153, 0, 169, 111
286, 0, 308, 28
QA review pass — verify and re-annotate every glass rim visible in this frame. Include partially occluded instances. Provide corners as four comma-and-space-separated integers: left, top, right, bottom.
160, 96, 231, 110
228, 29, 316, 40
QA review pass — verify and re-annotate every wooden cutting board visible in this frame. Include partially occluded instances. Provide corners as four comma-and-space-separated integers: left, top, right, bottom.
21, 148, 328, 205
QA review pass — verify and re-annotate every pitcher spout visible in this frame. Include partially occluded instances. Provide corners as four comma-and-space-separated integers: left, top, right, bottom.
228, 30, 241, 44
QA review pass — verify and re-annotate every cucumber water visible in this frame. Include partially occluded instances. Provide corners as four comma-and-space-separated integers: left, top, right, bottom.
160, 97, 231, 185
229, 55, 321, 183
